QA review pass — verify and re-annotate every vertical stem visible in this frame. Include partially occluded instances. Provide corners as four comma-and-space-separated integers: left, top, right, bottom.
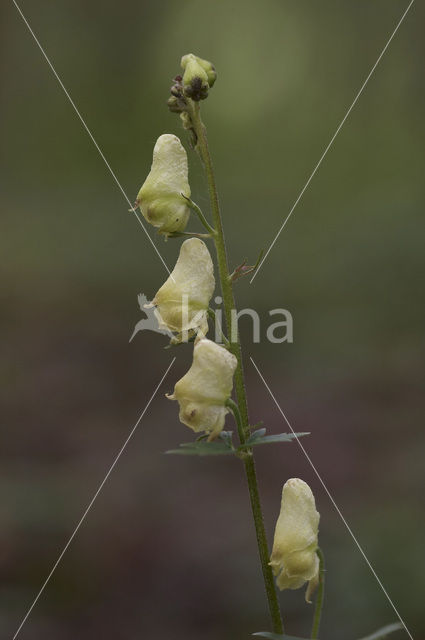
311, 548, 325, 639
188, 100, 284, 635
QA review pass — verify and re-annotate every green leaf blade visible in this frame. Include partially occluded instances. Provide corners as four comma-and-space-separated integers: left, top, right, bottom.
165, 440, 235, 456
357, 622, 404, 640
240, 432, 310, 450
253, 633, 310, 640
249, 427, 267, 440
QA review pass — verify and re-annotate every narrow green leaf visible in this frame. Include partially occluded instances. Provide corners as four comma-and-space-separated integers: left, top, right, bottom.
165, 440, 235, 456
252, 621, 403, 640
241, 432, 310, 449
219, 430, 234, 447
357, 622, 403, 640
166, 431, 310, 455
253, 633, 310, 640
250, 421, 264, 430
249, 427, 267, 440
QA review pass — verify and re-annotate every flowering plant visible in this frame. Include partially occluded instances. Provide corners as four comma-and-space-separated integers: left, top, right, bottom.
133, 53, 403, 640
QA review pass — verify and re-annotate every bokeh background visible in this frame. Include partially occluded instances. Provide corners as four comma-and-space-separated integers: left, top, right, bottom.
1, 1, 424, 638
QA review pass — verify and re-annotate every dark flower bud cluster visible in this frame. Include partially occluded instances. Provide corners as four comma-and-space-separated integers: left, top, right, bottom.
167, 75, 187, 113
167, 53, 216, 114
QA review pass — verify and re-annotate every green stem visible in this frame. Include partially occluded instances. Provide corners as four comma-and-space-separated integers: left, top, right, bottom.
311, 548, 325, 639
226, 397, 243, 432
208, 308, 230, 347
187, 99, 284, 635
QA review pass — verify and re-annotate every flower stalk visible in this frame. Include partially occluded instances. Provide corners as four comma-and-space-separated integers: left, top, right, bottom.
186, 98, 284, 635
311, 548, 325, 639
181, 194, 217, 236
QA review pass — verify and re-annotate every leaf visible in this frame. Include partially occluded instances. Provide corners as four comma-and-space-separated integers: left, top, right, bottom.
253, 622, 404, 640
230, 249, 264, 282
357, 622, 403, 640
195, 433, 209, 441
219, 430, 234, 447
166, 430, 310, 456
240, 432, 310, 449
249, 428, 267, 440
253, 633, 310, 640
250, 421, 265, 430
165, 440, 235, 456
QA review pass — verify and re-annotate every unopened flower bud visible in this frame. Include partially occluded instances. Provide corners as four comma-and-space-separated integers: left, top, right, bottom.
167, 337, 237, 440
136, 134, 190, 237
181, 53, 216, 101
170, 84, 181, 98
167, 96, 178, 110
167, 96, 184, 113
150, 238, 215, 339
270, 479, 320, 602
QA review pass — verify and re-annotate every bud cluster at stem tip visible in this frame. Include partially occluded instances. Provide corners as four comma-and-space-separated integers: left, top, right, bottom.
167, 52, 216, 118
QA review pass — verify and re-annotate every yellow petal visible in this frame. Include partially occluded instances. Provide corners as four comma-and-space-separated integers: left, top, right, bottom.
137, 134, 190, 236
167, 338, 237, 438
270, 479, 320, 595
154, 238, 215, 339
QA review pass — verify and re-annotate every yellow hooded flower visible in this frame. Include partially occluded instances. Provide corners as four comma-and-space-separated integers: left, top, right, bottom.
270, 478, 320, 602
136, 134, 190, 237
150, 238, 215, 340
167, 337, 237, 440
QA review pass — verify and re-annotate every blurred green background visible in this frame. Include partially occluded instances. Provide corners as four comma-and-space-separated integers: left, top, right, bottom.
1, 1, 424, 638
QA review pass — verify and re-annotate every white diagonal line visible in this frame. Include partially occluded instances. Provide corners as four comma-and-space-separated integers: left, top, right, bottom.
250, 356, 414, 640
12, 0, 171, 276
250, 0, 415, 284
12, 357, 176, 640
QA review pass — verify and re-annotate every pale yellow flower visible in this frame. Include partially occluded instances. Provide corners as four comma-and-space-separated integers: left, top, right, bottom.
270, 478, 320, 602
136, 134, 190, 237
167, 337, 237, 440
149, 238, 215, 340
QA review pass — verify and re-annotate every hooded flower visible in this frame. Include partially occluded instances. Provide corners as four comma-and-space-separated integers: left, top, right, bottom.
270, 478, 320, 603
167, 337, 237, 440
150, 238, 215, 340
136, 134, 190, 237
181, 53, 216, 100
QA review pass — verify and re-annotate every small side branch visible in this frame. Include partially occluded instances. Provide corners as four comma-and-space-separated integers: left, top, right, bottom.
229, 249, 264, 282
181, 194, 217, 236
226, 398, 246, 445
